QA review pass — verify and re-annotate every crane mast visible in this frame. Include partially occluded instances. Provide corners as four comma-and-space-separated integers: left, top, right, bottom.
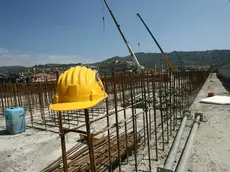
136, 13, 176, 72
103, 0, 143, 72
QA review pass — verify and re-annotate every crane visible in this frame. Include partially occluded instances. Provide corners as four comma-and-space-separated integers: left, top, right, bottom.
103, 0, 144, 73
136, 13, 176, 72
173, 51, 185, 70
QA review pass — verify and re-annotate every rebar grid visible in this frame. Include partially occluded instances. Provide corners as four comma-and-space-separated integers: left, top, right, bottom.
0, 71, 209, 171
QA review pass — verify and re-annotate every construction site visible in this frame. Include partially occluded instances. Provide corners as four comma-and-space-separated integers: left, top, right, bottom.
1, 0, 230, 172
0, 70, 209, 171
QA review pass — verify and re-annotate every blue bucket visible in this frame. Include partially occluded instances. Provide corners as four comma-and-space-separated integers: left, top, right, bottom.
4, 107, 26, 134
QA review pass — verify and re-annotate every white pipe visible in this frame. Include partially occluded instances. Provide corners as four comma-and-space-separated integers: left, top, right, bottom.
164, 111, 190, 170
175, 115, 201, 172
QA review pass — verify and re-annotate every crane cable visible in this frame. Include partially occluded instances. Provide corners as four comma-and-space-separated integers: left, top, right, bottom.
136, 15, 148, 72
102, 0, 105, 36
136, 14, 141, 51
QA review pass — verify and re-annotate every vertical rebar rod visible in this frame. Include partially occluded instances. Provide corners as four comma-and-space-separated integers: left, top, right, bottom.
181, 72, 183, 115
67, 111, 70, 129
120, 73, 129, 163
177, 72, 180, 119
85, 109, 97, 172
190, 71, 193, 105
146, 71, 152, 140
39, 83, 47, 130
183, 72, 185, 110
0, 86, 4, 112
58, 111, 68, 172
169, 71, 172, 136
133, 75, 137, 115
0, 90, 4, 113
182, 72, 185, 110
44, 83, 48, 106
159, 73, 165, 151
112, 73, 122, 172
140, 72, 146, 145
164, 72, 169, 143
6, 85, 10, 108
142, 72, 152, 171
10, 85, 13, 106
151, 71, 158, 161
187, 72, 190, 106
175, 72, 178, 126
104, 74, 112, 171
13, 84, 17, 107
129, 73, 138, 171
28, 91, 33, 127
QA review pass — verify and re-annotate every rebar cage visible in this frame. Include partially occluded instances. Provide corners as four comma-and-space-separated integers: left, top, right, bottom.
0, 71, 209, 171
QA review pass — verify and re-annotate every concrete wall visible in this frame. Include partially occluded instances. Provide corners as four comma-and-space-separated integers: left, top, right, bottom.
218, 63, 230, 80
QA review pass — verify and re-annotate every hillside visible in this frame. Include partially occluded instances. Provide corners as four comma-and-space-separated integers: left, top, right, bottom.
1, 50, 230, 72
0, 66, 27, 73
99, 50, 230, 69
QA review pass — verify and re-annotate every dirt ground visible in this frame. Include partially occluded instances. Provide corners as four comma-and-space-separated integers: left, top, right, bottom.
185, 73, 230, 172
0, 73, 229, 172
0, 120, 79, 172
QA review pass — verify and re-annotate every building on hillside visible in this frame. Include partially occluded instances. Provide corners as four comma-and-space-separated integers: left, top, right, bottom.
98, 60, 136, 75
32, 73, 56, 82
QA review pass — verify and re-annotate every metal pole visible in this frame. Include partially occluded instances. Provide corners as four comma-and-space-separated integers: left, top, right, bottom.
164, 72, 169, 144
169, 71, 172, 136
175, 114, 201, 172
129, 73, 138, 171
104, 74, 112, 171
142, 72, 152, 171
85, 109, 97, 172
112, 73, 122, 171
120, 73, 129, 163
164, 111, 191, 170
159, 73, 165, 151
151, 71, 158, 161
58, 111, 68, 172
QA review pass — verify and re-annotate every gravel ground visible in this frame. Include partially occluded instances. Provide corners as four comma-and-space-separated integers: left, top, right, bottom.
0, 120, 79, 172
185, 73, 230, 172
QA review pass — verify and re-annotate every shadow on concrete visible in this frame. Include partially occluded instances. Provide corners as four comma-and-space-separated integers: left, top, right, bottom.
217, 74, 230, 92
0, 130, 7, 135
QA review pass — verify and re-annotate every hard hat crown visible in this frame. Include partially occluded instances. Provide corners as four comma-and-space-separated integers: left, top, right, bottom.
50, 66, 107, 111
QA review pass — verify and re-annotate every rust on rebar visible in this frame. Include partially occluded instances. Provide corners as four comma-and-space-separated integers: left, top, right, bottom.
0, 71, 210, 172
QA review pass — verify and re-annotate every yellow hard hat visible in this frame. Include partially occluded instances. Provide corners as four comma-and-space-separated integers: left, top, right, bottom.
50, 66, 108, 111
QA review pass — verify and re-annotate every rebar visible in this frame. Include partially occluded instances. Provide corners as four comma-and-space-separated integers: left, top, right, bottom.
0, 71, 210, 172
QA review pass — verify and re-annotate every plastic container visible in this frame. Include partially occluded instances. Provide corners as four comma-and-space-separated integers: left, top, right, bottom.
208, 92, 214, 97
4, 107, 26, 134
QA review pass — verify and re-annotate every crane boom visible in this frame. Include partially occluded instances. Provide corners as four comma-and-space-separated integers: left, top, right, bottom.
174, 51, 185, 69
136, 13, 176, 72
103, 0, 143, 72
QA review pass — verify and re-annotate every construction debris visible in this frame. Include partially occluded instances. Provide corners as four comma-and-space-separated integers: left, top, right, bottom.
200, 95, 230, 105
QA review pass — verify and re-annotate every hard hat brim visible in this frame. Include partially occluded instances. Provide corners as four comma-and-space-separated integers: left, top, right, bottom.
49, 94, 108, 111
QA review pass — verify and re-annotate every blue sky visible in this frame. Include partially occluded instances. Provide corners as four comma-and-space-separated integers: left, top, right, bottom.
0, 0, 230, 66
